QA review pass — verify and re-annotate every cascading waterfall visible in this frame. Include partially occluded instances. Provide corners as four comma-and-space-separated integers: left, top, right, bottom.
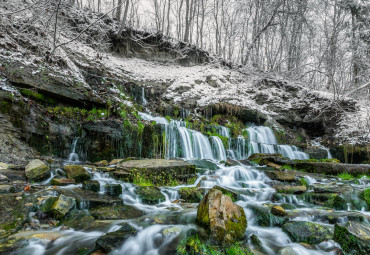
66, 137, 80, 164
141, 87, 147, 106
210, 136, 227, 161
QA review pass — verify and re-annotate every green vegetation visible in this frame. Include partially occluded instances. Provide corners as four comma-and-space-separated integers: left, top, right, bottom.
20, 89, 57, 104
207, 131, 229, 149
360, 188, 370, 208
226, 243, 254, 255
177, 234, 220, 255
299, 177, 308, 186
338, 173, 354, 180
47, 106, 108, 121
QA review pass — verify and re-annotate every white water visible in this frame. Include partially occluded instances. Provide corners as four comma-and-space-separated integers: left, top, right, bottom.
311, 139, 333, 159
65, 137, 80, 164
142, 87, 148, 106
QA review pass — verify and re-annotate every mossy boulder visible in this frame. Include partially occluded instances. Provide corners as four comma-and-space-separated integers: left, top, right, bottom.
274, 185, 307, 194
271, 205, 287, 217
136, 186, 165, 204
25, 159, 50, 181
90, 205, 143, 220
247, 204, 287, 227
360, 188, 370, 209
334, 221, 370, 255
50, 178, 76, 186
40, 195, 76, 219
213, 186, 238, 202
82, 180, 100, 192
104, 184, 122, 197
64, 165, 91, 183
282, 221, 332, 244
196, 188, 247, 244
179, 187, 203, 203
95, 223, 138, 253
93, 160, 109, 167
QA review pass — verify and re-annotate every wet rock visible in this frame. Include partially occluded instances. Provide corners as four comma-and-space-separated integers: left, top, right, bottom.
64, 165, 91, 182
96, 167, 115, 172
282, 221, 332, 244
0, 162, 14, 170
278, 246, 296, 255
104, 184, 122, 197
83, 180, 100, 192
179, 187, 204, 203
116, 159, 196, 186
96, 223, 138, 253
247, 204, 287, 227
265, 170, 295, 181
334, 221, 370, 255
313, 183, 353, 194
50, 178, 76, 186
90, 205, 143, 220
57, 188, 123, 208
25, 159, 50, 181
93, 160, 109, 167
62, 210, 95, 230
274, 185, 307, 194
197, 188, 247, 244
40, 195, 76, 219
136, 186, 165, 204
0, 174, 9, 182
109, 159, 125, 165
271, 205, 287, 217
324, 211, 368, 224
0, 185, 15, 194
250, 234, 262, 247
213, 186, 238, 202
360, 188, 369, 209
0, 193, 32, 239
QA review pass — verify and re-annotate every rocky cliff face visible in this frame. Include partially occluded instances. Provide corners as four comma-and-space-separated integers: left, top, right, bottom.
0, 3, 368, 163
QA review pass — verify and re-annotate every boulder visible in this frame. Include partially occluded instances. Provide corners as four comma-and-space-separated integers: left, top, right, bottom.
136, 186, 165, 205
0, 185, 15, 194
274, 185, 307, 194
93, 160, 109, 167
50, 178, 76, 186
247, 204, 286, 227
271, 205, 287, 217
104, 184, 122, 197
265, 171, 295, 181
179, 187, 204, 203
90, 205, 143, 220
83, 180, 100, 192
25, 159, 50, 181
40, 195, 76, 219
282, 221, 332, 244
109, 159, 125, 165
96, 223, 137, 253
116, 159, 196, 186
213, 186, 238, 202
196, 188, 247, 244
64, 165, 91, 182
62, 210, 95, 230
334, 221, 370, 255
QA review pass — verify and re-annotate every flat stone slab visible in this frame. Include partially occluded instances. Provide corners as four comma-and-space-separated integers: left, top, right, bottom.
115, 159, 196, 186
56, 188, 123, 209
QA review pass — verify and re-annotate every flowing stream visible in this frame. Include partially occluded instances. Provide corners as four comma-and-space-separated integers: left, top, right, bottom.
16, 114, 369, 255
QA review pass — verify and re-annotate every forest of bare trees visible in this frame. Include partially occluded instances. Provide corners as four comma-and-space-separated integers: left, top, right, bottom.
1, 0, 369, 99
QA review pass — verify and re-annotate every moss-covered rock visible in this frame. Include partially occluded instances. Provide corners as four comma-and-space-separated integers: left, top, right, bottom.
95, 223, 138, 253
104, 184, 122, 197
40, 195, 76, 219
360, 188, 370, 209
213, 186, 238, 202
264, 170, 295, 181
25, 159, 50, 181
93, 160, 109, 167
136, 186, 165, 204
50, 178, 76, 186
282, 221, 332, 244
196, 188, 247, 245
247, 204, 287, 227
90, 205, 143, 220
64, 165, 91, 183
334, 221, 370, 255
82, 180, 100, 192
271, 205, 287, 217
179, 187, 204, 203
0, 185, 15, 194
274, 185, 307, 194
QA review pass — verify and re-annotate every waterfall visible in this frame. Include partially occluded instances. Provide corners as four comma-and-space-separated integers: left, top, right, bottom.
139, 112, 169, 125
66, 137, 80, 164
214, 125, 230, 138
311, 139, 333, 159
141, 88, 147, 106
210, 136, 227, 161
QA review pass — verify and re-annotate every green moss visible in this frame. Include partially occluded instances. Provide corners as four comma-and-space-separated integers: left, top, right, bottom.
226, 243, 254, 255
299, 177, 308, 186
360, 188, 370, 208
20, 89, 57, 104
177, 234, 220, 255
206, 131, 229, 149
338, 173, 355, 180
320, 158, 340, 163
281, 164, 293, 170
